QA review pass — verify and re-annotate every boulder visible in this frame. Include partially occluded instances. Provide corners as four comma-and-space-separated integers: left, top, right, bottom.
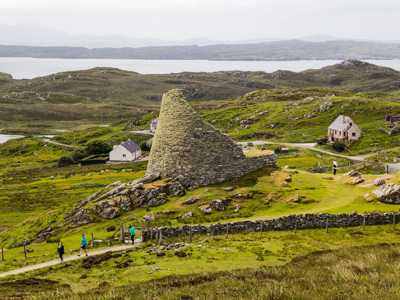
97, 206, 120, 219
363, 192, 375, 202
351, 176, 365, 185
181, 211, 193, 219
147, 195, 168, 207
199, 205, 212, 214
183, 197, 200, 205
175, 250, 188, 257
346, 170, 361, 177
143, 214, 155, 222
373, 184, 400, 204
374, 178, 386, 186
209, 199, 230, 211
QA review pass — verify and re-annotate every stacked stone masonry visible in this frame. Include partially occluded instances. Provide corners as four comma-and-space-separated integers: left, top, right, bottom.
142, 212, 400, 241
146, 89, 276, 187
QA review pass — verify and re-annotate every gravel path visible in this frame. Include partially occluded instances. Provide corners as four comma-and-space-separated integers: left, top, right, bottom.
0, 241, 140, 279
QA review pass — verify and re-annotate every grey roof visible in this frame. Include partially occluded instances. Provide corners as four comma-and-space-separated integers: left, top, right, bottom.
120, 140, 140, 153
329, 115, 356, 131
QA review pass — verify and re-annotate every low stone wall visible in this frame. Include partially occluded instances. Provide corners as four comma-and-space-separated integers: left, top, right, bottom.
142, 212, 400, 241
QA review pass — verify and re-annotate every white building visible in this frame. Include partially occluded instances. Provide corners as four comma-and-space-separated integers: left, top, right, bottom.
150, 119, 158, 133
109, 140, 141, 162
328, 115, 361, 143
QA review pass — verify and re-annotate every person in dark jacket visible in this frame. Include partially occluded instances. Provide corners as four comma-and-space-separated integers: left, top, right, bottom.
57, 241, 65, 262
333, 161, 338, 176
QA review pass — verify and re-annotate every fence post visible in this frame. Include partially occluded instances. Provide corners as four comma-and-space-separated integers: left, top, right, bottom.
393, 214, 396, 229
91, 232, 94, 248
294, 220, 297, 234
189, 226, 192, 243
226, 224, 229, 238
158, 229, 163, 245
23, 241, 27, 259
325, 220, 329, 233
120, 225, 125, 243
1, 247, 4, 261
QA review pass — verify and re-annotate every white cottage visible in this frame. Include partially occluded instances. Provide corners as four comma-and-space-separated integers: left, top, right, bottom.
150, 119, 158, 133
328, 115, 361, 143
109, 140, 141, 162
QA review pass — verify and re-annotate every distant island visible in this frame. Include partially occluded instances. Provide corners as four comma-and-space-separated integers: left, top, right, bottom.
2, 39, 400, 60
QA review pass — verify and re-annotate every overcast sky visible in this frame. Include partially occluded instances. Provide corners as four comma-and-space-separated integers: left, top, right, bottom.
1, 0, 400, 47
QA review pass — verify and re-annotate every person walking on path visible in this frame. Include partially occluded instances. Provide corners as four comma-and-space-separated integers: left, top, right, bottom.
57, 241, 65, 262
129, 225, 136, 244
79, 233, 89, 256
332, 161, 338, 176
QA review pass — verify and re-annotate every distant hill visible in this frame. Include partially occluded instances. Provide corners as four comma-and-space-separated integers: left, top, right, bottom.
2, 40, 400, 60
1, 60, 400, 132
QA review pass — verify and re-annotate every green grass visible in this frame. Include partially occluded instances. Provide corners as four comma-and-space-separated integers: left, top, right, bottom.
202, 89, 400, 155
3, 225, 400, 298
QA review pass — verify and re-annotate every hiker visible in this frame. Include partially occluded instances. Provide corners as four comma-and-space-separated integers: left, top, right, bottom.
333, 161, 338, 176
129, 224, 136, 244
79, 233, 89, 256
57, 241, 65, 262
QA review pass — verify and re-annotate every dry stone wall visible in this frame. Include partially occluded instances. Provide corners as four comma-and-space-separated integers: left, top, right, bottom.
142, 212, 400, 241
146, 89, 276, 187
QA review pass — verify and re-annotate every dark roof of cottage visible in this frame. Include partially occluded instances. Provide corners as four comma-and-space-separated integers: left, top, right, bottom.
120, 140, 140, 153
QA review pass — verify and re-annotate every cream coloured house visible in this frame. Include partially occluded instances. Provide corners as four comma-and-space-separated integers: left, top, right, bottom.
328, 115, 361, 143
109, 140, 141, 162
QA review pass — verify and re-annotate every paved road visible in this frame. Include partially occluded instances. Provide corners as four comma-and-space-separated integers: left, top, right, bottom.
0, 241, 140, 279
238, 140, 375, 162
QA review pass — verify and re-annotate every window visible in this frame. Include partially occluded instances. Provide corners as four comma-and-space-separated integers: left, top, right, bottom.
352, 132, 356, 137
122, 154, 126, 158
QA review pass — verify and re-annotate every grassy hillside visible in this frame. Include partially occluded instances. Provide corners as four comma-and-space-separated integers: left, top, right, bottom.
202, 88, 400, 154
1, 61, 400, 133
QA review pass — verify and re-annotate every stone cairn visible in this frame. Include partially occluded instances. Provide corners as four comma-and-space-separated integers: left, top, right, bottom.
146, 89, 276, 187
67, 89, 276, 225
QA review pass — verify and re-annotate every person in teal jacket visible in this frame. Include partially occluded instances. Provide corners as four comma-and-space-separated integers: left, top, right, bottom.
79, 233, 89, 256
129, 225, 136, 244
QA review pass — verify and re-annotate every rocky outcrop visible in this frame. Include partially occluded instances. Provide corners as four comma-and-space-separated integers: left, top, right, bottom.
344, 170, 365, 185
146, 89, 276, 187
373, 184, 400, 204
66, 175, 186, 225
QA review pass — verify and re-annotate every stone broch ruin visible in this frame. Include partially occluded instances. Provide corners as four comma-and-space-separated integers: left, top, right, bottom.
68, 89, 275, 224
146, 89, 276, 187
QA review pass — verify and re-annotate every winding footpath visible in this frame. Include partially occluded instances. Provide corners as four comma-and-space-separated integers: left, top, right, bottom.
0, 241, 141, 279
239, 140, 377, 162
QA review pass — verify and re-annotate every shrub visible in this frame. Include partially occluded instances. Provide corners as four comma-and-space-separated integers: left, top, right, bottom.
317, 137, 328, 145
71, 150, 87, 162
140, 140, 152, 152
332, 142, 346, 152
85, 140, 112, 156
57, 156, 74, 167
